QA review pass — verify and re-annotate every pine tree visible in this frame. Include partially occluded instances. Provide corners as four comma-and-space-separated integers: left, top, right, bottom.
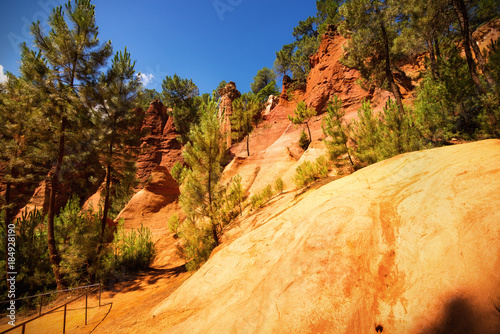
161, 74, 201, 143
274, 43, 295, 79
137, 88, 160, 110
255, 81, 280, 103
26, 0, 112, 289
395, 0, 451, 79
85, 48, 141, 246
352, 101, 381, 164
228, 175, 244, 216
452, 0, 496, 91
251, 67, 277, 95
316, 0, 344, 34
288, 101, 317, 147
273, 1, 343, 84
231, 93, 261, 156
0, 73, 51, 290
339, 0, 407, 115
322, 95, 354, 166
180, 100, 227, 247
378, 99, 423, 159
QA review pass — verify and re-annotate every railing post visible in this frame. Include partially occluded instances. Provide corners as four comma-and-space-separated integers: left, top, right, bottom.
63, 304, 67, 334
85, 293, 88, 326
39, 295, 43, 316
21, 323, 25, 334
99, 284, 102, 307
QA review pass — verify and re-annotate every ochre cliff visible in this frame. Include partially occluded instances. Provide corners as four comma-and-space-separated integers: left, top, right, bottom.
136, 99, 183, 186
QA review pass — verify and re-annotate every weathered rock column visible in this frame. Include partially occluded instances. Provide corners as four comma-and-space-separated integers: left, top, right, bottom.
218, 81, 241, 148
136, 99, 168, 185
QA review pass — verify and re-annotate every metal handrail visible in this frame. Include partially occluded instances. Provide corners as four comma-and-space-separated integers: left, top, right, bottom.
1, 284, 102, 334
0, 283, 101, 305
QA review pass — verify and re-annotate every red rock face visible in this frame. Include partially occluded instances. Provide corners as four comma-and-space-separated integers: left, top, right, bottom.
275, 26, 420, 118
303, 27, 376, 114
473, 18, 500, 52
136, 99, 183, 187
136, 99, 167, 184
159, 116, 183, 171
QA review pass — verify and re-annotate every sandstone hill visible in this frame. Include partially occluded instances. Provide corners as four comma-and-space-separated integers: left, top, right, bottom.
151, 139, 500, 334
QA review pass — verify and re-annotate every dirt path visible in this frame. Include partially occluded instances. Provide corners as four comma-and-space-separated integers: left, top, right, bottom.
0, 218, 191, 334
0, 264, 191, 334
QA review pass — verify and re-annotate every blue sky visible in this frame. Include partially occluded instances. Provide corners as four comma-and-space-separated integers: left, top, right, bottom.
0, 0, 318, 94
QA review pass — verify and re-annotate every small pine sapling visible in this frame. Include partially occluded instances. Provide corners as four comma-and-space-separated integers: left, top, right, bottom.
274, 177, 284, 194
288, 101, 317, 149
298, 130, 310, 150
322, 95, 354, 167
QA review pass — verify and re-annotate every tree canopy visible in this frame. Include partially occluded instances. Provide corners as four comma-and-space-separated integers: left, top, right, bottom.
251, 67, 277, 95
27, 0, 113, 290
161, 74, 202, 143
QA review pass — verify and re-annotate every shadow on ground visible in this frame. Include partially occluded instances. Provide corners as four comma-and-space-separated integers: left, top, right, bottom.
104, 264, 187, 298
418, 295, 500, 334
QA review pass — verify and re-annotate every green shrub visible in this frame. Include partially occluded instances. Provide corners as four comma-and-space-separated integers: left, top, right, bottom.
250, 192, 265, 210
322, 95, 355, 167
57, 195, 114, 285
0, 208, 55, 299
177, 217, 215, 271
293, 155, 329, 188
293, 161, 315, 188
227, 174, 245, 216
57, 195, 156, 283
353, 100, 424, 165
274, 177, 284, 194
298, 130, 310, 150
262, 184, 274, 201
314, 156, 329, 178
168, 214, 181, 236
113, 223, 156, 273
171, 161, 188, 185
108, 163, 138, 220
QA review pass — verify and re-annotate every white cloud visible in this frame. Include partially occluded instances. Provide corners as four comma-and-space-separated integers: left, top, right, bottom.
138, 73, 154, 86
0, 65, 7, 84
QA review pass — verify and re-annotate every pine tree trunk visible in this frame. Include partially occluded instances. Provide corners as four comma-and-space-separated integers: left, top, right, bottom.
212, 222, 219, 247
246, 135, 250, 156
453, 0, 486, 94
47, 116, 67, 291
344, 143, 354, 167
427, 39, 440, 79
306, 122, 312, 144
380, 21, 405, 115
101, 143, 113, 238
434, 37, 441, 60
93, 142, 113, 284
427, 40, 437, 78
